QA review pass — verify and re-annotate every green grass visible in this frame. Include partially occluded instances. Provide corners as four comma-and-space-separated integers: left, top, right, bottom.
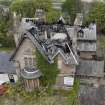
0, 78, 80, 105
67, 78, 80, 105
0, 47, 14, 52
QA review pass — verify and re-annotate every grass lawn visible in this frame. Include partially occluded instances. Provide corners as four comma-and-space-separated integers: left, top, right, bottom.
0, 79, 80, 105
0, 85, 69, 105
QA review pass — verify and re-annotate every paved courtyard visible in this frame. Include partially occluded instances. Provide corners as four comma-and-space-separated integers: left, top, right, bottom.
0, 52, 15, 74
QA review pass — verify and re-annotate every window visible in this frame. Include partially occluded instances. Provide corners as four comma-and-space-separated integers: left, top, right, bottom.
33, 58, 36, 66
24, 57, 35, 68
77, 30, 84, 38
64, 76, 74, 87
29, 58, 33, 67
24, 57, 28, 67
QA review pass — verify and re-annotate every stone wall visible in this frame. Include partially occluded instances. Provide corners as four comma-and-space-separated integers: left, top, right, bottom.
76, 59, 104, 77
55, 55, 76, 89
79, 52, 96, 59
14, 38, 35, 76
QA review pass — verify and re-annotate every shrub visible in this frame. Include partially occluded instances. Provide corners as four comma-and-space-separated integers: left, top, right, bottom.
36, 50, 59, 87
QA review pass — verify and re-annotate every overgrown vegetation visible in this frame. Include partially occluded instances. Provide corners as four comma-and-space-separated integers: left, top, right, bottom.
10, 0, 52, 17
0, 0, 12, 6
62, 0, 77, 24
10, 0, 60, 22
0, 78, 80, 105
68, 78, 80, 105
0, 0, 15, 49
46, 9, 61, 23
85, 2, 105, 34
0, 14, 15, 48
0, 0, 60, 50
36, 50, 59, 87
0, 81, 69, 105
0, 0, 82, 104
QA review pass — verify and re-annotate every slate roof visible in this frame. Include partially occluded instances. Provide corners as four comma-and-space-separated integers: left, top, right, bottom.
11, 16, 97, 65
0, 52, 16, 74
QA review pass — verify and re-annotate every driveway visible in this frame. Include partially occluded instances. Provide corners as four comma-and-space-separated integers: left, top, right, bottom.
0, 52, 16, 74
0, 52, 17, 83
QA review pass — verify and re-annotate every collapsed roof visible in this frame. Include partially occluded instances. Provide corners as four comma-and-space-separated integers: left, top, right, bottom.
10, 18, 78, 65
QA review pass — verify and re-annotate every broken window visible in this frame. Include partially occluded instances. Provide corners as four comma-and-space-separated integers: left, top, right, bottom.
77, 29, 84, 38
24, 57, 28, 67
24, 57, 36, 68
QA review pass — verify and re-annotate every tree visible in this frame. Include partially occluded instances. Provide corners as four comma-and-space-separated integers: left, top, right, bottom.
0, 1, 15, 48
0, 0, 12, 6
86, 2, 105, 34
10, 0, 60, 22
0, 15, 15, 48
62, 0, 77, 24
10, 0, 52, 17
46, 9, 61, 23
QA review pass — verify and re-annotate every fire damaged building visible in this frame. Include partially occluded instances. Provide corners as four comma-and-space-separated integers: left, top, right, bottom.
10, 10, 104, 91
